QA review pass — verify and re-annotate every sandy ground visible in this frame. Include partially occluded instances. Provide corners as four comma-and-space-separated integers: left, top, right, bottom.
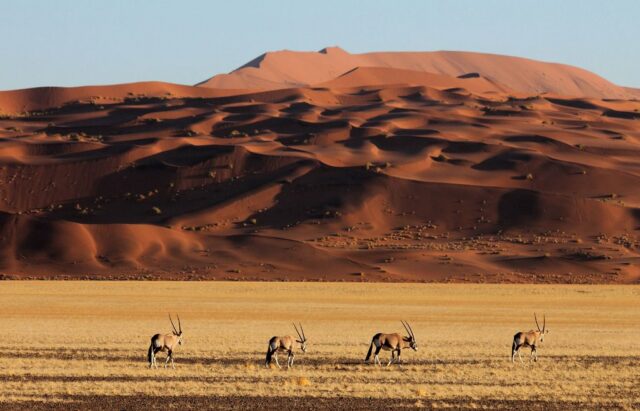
0, 282, 638, 410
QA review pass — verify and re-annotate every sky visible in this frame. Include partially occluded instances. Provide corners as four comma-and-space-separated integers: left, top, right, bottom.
1, 0, 639, 90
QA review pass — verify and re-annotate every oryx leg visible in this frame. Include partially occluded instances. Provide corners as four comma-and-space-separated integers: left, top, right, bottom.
374, 344, 383, 366
164, 350, 172, 368
152, 348, 159, 368
274, 352, 282, 369
288, 350, 294, 368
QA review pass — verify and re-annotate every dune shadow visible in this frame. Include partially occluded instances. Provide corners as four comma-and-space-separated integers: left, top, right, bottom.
602, 109, 640, 120
368, 135, 442, 154
503, 134, 556, 144
443, 141, 488, 154
545, 98, 600, 110
497, 189, 540, 230
472, 150, 532, 171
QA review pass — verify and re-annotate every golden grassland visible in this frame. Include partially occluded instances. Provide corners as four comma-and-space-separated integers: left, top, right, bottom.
0, 282, 638, 410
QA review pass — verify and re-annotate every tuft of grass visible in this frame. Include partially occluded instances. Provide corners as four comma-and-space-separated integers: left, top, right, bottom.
295, 377, 311, 387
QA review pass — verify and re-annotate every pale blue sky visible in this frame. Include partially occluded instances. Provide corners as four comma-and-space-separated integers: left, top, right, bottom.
1, 0, 638, 90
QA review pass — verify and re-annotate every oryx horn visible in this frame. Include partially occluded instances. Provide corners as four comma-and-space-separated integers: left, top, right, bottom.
293, 322, 305, 341
299, 323, 306, 341
401, 320, 415, 339
169, 313, 179, 334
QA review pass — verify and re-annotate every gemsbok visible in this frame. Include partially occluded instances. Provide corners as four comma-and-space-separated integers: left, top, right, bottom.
511, 313, 548, 363
265, 323, 307, 369
365, 320, 418, 366
147, 314, 183, 369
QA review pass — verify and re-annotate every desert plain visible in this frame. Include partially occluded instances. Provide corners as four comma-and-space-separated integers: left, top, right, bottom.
0, 282, 638, 410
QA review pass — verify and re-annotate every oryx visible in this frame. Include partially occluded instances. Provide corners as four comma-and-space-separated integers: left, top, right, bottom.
365, 320, 418, 366
148, 314, 183, 369
512, 313, 548, 363
265, 323, 307, 369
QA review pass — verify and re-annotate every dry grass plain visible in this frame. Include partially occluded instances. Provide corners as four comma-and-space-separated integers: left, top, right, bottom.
0, 282, 638, 410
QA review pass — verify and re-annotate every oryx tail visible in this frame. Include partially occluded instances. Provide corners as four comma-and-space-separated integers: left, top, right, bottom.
265, 346, 273, 365
365, 333, 381, 361
365, 341, 374, 361
147, 340, 154, 364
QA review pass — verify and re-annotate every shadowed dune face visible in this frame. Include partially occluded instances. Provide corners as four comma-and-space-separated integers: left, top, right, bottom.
1, 60, 640, 282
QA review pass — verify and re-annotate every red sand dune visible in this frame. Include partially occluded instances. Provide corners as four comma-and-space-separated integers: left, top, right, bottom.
199, 47, 640, 99
0, 48, 639, 282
